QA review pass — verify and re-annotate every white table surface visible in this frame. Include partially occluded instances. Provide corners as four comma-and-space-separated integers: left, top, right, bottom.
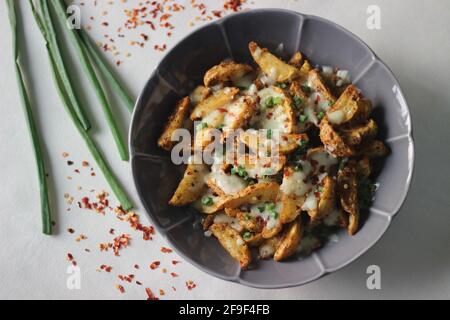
1, 0, 449, 300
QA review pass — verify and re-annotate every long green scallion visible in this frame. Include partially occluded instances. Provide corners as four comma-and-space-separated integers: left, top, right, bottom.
7, 0, 53, 235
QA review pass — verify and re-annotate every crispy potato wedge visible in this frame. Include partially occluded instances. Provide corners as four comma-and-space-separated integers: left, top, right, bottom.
206, 170, 248, 196
357, 140, 390, 158
278, 167, 306, 224
233, 154, 287, 179
249, 42, 300, 83
210, 223, 252, 268
250, 86, 296, 133
341, 119, 378, 146
193, 190, 230, 214
337, 161, 359, 235
244, 232, 265, 247
262, 220, 283, 239
169, 163, 209, 206
299, 60, 312, 81
222, 96, 257, 138
194, 127, 221, 150
320, 118, 355, 157
307, 176, 336, 220
307, 70, 336, 108
307, 146, 339, 173
158, 97, 191, 151
221, 182, 280, 209
190, 87, 239, 120
190, 86, 211, 106
258, 233, 284, 259
240, 129, 309, 154
289, 51, 303, 68
204, 61, 253, 87
236, 211, 263, 233
274, 219, 303, 261
326, 85, 372, 126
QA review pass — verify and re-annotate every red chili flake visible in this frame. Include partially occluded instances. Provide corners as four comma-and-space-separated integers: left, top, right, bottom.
186, 280, 197, 291
136, 281, 143, 286
100, 265, 113, 273
170, 272, 178, 278
161, 247, 173, 254
102, 22, 109, 27
67, 161, 74, 166
159, 289, 165, 296
67, 253, 74, 261
150, 261, 160, 270
116, 284, 125, 294
134, 264, 140, 269
171, 260, 181, 265
62, 152, 70, 158
109, 228, 115, 235
82, 161, 89, 167
145, 288, 159, 300
67, 228, 75, 234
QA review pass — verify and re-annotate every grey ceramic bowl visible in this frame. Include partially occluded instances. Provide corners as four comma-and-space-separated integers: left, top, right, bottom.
129, 9, 414, 289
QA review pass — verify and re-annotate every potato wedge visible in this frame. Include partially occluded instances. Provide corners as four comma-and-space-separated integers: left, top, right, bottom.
258, 234, 284, 259
278, 167, 307, 224
158, 97, 191, 151
274, 219, 303, 261
193, 190, 229, 214
240, 129, 309, 154
341, 119, 378, 146
307, 146, 339, 173
233, 154, 286, 179
307, 176, 336, 220
169, 163, 209, 206
243, 232, 265, 247
289, 51, 303, 68
221, 182, 280, 209
323, 208, 349, 228
326, 85, 372, 126
320, 118, 355, 157
190, 87, 239, 120
190, 86, 211, 106
249, 42, 300, 83
222, 96, 257, 138
210, 223, 251, 268
262, 220, 283, 239
194, 127, 221, 150
250, 86, 296, 133
357, 140, 390, 158
337, 161, 359, 235
306, 70, 336, 110
204, 61, 253, 87
236, 210, 264, 233
299, 60, 312, 81
206, 170, 248, 196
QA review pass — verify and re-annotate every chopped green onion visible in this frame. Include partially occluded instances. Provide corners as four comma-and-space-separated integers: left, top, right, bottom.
264, 97, 275, 108
275, 83, 287, 89
237, 85, 249, 91
269, 211, 279, 219
216, 124, 225, 130
294, 163, 303, 172
242, 232, 252, 240
293, 95, 303, 108
8, 0, 52, 235
202, 196, 214, 206
302, 85, 312, 94
265, 202, 276, 212
299, 114, 308, 123
317, 111, 325, 120
266, 129, 272, 139
51, 0, 129, 161
258, 206, 265, 213
30, 1, 133, 211
273, 97, 283, 105
79, 30, 135, 112
197, 122, 208, 130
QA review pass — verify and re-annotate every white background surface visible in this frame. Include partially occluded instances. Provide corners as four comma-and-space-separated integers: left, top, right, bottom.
0, 0, 449, 300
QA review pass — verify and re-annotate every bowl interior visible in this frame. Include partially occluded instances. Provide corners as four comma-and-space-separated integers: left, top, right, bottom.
130, 9, 414, 288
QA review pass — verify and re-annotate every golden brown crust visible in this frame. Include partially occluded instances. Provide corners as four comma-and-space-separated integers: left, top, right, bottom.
210, 223, 252, 268
320, 118, 355, 157
337, 161, 359, 235
169, 163, 209, 206
157, 97, 191, 151
274, 219, 303, 262
204, 61, 253, 87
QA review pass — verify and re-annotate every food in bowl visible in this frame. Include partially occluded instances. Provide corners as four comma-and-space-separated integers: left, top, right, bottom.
157, 41, 389, 269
